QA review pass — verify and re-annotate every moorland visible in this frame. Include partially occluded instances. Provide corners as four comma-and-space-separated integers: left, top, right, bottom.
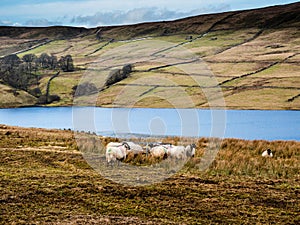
0, 125, 299, 224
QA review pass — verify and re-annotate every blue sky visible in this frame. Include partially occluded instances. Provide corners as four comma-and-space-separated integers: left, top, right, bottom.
0, 0, 298, 27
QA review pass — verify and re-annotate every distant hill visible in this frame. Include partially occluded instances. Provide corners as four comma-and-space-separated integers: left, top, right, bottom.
0, 2, 299, 109
96, 2, 300, 39
1, 2, 299, 39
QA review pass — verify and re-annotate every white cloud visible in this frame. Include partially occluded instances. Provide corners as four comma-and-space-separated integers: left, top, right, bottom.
0, 0, 297, 20
0, 0, 229, 19
24, 19, 63, 27
0, 0, 297, 27
0, 3, 231, 27
71, 5, 231, 27
0, 20, 14, 26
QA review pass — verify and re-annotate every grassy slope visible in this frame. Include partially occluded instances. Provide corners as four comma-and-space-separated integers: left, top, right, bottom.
0, 126, 299, 224
0, 84, 36, 107
0, 2, 299, 109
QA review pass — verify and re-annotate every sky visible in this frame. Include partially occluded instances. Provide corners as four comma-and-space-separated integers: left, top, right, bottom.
0, 0, 298, 27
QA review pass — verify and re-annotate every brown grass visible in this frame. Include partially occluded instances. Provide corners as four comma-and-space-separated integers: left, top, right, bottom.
1, 125, 299, 224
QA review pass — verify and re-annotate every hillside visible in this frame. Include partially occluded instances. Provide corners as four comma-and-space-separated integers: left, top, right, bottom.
0, 2, 299, 109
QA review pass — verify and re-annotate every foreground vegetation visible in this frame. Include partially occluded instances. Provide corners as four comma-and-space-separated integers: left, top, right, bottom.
1, 125, 299, 224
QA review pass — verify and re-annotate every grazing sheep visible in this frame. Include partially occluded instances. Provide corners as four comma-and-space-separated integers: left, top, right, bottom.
169, 145, 186, 159
150, 144, 171, 159
143, 142, 165, 156
185, 144, 196, 158
124, 141, 144, 155
262, 149, 273, 158
168, 144, 196, 160
148, 142, 161, 148
106, 142, 130, 166
106, 142, 124, 148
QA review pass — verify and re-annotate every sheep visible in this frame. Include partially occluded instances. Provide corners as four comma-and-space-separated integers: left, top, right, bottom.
144, 142, 161, 154
106, 142, 124, 148
185, 144, 196, 158
168, 145, 186, 159
262, 149, 273, 158
168, 144, 196, 160
106, 142, 130, 166
147, 142, 171, 149
150, 144, 171, 159
124, 141, 144, 155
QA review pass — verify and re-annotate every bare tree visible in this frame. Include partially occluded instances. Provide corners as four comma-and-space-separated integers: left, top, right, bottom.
22, 54, 37, 75
58, 55, 74, 72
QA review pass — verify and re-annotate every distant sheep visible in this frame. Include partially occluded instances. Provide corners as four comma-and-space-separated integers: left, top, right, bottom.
106, 142, 130, 166
262, 149, 273, 158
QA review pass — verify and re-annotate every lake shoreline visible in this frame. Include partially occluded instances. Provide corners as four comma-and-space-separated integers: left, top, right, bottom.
1, 104, 300, 111
1, 124, 299, 143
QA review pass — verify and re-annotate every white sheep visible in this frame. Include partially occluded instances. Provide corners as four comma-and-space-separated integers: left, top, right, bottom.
106, 142, 130, 166
150, 144, 171, 159
262, 149, 273, 158
169, 144, 196, 159
168, 145, 186, 159
124, 141, 144, 155
106, 142, 124, 148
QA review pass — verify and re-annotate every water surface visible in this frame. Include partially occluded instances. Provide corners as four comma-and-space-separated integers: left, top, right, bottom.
0, 107, 299, 141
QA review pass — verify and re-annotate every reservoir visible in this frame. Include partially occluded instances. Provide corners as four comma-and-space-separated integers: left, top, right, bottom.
0, 107, 299, 141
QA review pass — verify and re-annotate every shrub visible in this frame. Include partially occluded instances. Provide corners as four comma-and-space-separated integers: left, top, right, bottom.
104, 64, 133, 87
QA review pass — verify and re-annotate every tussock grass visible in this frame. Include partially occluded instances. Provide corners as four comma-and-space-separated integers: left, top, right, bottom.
209, 138, 300, 178
1, 126, 299, 224
45, 127, 300, 179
